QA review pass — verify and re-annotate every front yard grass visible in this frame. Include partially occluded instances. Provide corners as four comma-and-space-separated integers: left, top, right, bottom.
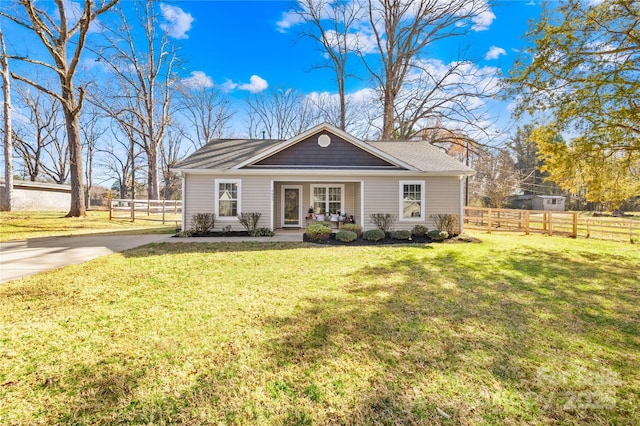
1, 234, 638, 424
0, 211, 177, 242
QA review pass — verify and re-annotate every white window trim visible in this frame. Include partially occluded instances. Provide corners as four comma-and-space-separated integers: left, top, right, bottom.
310, 184, 345, 215
215, 178, 241, 221
399, 180, 425, 221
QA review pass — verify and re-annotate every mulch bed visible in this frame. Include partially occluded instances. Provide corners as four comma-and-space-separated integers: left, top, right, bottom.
303, 233, 481, 245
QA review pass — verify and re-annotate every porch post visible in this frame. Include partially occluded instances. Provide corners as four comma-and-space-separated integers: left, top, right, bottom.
270, 180, 274, 231
360, 180, 365, 230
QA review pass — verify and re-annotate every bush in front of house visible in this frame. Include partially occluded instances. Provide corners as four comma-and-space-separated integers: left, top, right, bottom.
191, 213, 216, 233
428, 229, 449, 241
369, 213, 397, 233
390, 230, 411, 240
335, 230, 358, 242
250, 227, 275, 237
363, 229, 385, 241
431, 213, 459, 234
305, 222, 332, 240
411, 224, 428, 237
340, 223, 362, 236
238, 212, 262, 232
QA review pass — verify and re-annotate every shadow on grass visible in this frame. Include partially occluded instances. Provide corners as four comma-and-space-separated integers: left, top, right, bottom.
252, 249, 639, 424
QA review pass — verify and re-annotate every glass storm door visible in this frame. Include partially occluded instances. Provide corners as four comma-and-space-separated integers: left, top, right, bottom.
282, 186, 302, 227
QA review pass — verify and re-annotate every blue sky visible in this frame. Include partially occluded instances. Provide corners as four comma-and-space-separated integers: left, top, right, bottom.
163, 0, 543, 138
2, 0, 544, 141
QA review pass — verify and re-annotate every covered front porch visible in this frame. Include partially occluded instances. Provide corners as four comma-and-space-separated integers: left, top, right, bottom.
272, 180, 363, 230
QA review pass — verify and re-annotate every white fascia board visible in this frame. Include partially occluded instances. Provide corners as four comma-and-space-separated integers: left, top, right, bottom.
176, 168, 473, 177
230, 122, 418, 171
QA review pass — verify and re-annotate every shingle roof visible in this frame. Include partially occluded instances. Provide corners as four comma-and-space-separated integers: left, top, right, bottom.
174, 133, 474, 175
174, 138, 278, 170
367, 140, 474, 174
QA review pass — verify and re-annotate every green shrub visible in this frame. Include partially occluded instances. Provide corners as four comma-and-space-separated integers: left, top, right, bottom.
363, 229, 385, 241
177, 230, 193, 238
431, 214, 459, 234
250, 227, 275, 237
335, 230, 358, 242
340, 223, 362, 236
191, 213, 216, 233
411, 224, 428, 237
369, 213, 397, 233
428, 229, 449, 241
390, 230, 411, 240
305, 222, 332, 240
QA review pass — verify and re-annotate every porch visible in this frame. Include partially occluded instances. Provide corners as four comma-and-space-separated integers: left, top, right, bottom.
273, 180, 363, 230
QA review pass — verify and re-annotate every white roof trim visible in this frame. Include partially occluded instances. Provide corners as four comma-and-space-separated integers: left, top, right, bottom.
230, 122, 418, 171
174, 167, 474, 177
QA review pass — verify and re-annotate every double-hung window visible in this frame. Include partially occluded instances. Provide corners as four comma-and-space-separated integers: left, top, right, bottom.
311, 184, 343, 214
215, 179, 241, 219
399, 181, 425, 220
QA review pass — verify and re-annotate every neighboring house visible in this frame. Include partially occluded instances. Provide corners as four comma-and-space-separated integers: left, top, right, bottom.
510, 194, 566, 211
173, 123, 475, 233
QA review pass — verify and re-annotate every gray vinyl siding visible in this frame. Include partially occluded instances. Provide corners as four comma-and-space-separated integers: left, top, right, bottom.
183, 174, 271, 231
360, 175, 462, 231
183, 173, 462, 232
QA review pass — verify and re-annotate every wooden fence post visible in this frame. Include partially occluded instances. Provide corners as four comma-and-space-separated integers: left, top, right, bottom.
130, 199, 135, 222
487, 209, 492, 233
525, 211, 530, 235
109, 200, 112, 221
147, 200, 151, 216
572, 212, 578, 238
162, 200, 166, 224
548, 211, 553, 236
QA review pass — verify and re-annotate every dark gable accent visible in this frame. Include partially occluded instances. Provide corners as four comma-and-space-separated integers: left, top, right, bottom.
247, 131, 401, 169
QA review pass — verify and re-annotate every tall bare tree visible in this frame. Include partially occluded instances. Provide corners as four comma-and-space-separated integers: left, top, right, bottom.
80, 106, 108, 208
1, 0, 118, 216
12, 82, 68, 183
93, 0, 179, 200
0, 31, 12, 211
363, 0, 492, 140
296, 0, 364, 130
176, 84, 234, 149
246, 88, 321, 139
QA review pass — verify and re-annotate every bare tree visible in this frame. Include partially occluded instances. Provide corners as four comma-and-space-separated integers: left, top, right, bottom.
97, 126, 144, 200
81, 106, 108, 208
246, 88, 321, 139
12, 82, 68, 183
469, 148, 521, 208
296, 0, 364, 130
363, 0, 492, 140
1, 0, 118, 216
159, 121, 185, 200
0, 31, 12, 211
176, 84, 235, 149
93, 0, 178, 200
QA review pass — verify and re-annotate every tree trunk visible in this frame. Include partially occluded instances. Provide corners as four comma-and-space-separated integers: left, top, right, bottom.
381, 85, 395, 140
61, 87, 85, 217
1, 31, 12, 211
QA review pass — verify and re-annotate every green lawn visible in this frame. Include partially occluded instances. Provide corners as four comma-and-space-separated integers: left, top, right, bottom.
1, 234, 638, 425
0, 211, 177, 242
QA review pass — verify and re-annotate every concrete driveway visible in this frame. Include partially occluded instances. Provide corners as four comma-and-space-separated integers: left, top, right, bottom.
0, 231, 305, 283
0, 234, 171, 283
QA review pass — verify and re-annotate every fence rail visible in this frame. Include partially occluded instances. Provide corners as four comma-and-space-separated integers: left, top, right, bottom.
464, 207, 637, 243
109, 199, 182, 225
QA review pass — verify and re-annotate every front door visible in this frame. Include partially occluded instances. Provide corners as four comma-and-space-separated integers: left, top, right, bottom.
282, 185, 302, 227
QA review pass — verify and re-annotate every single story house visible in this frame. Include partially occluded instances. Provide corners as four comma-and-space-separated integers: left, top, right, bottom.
509, 194, 566, 211
173, 123, 475, 233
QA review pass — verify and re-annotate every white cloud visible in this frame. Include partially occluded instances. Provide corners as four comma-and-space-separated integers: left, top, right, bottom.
220, 79, 238, 93
485, 46, 506, 60
239, 75, 269, 93
180, 71, 214, 89
160, 3, 194, 39
472, 9, 495, 31
276, 10, 302, 33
